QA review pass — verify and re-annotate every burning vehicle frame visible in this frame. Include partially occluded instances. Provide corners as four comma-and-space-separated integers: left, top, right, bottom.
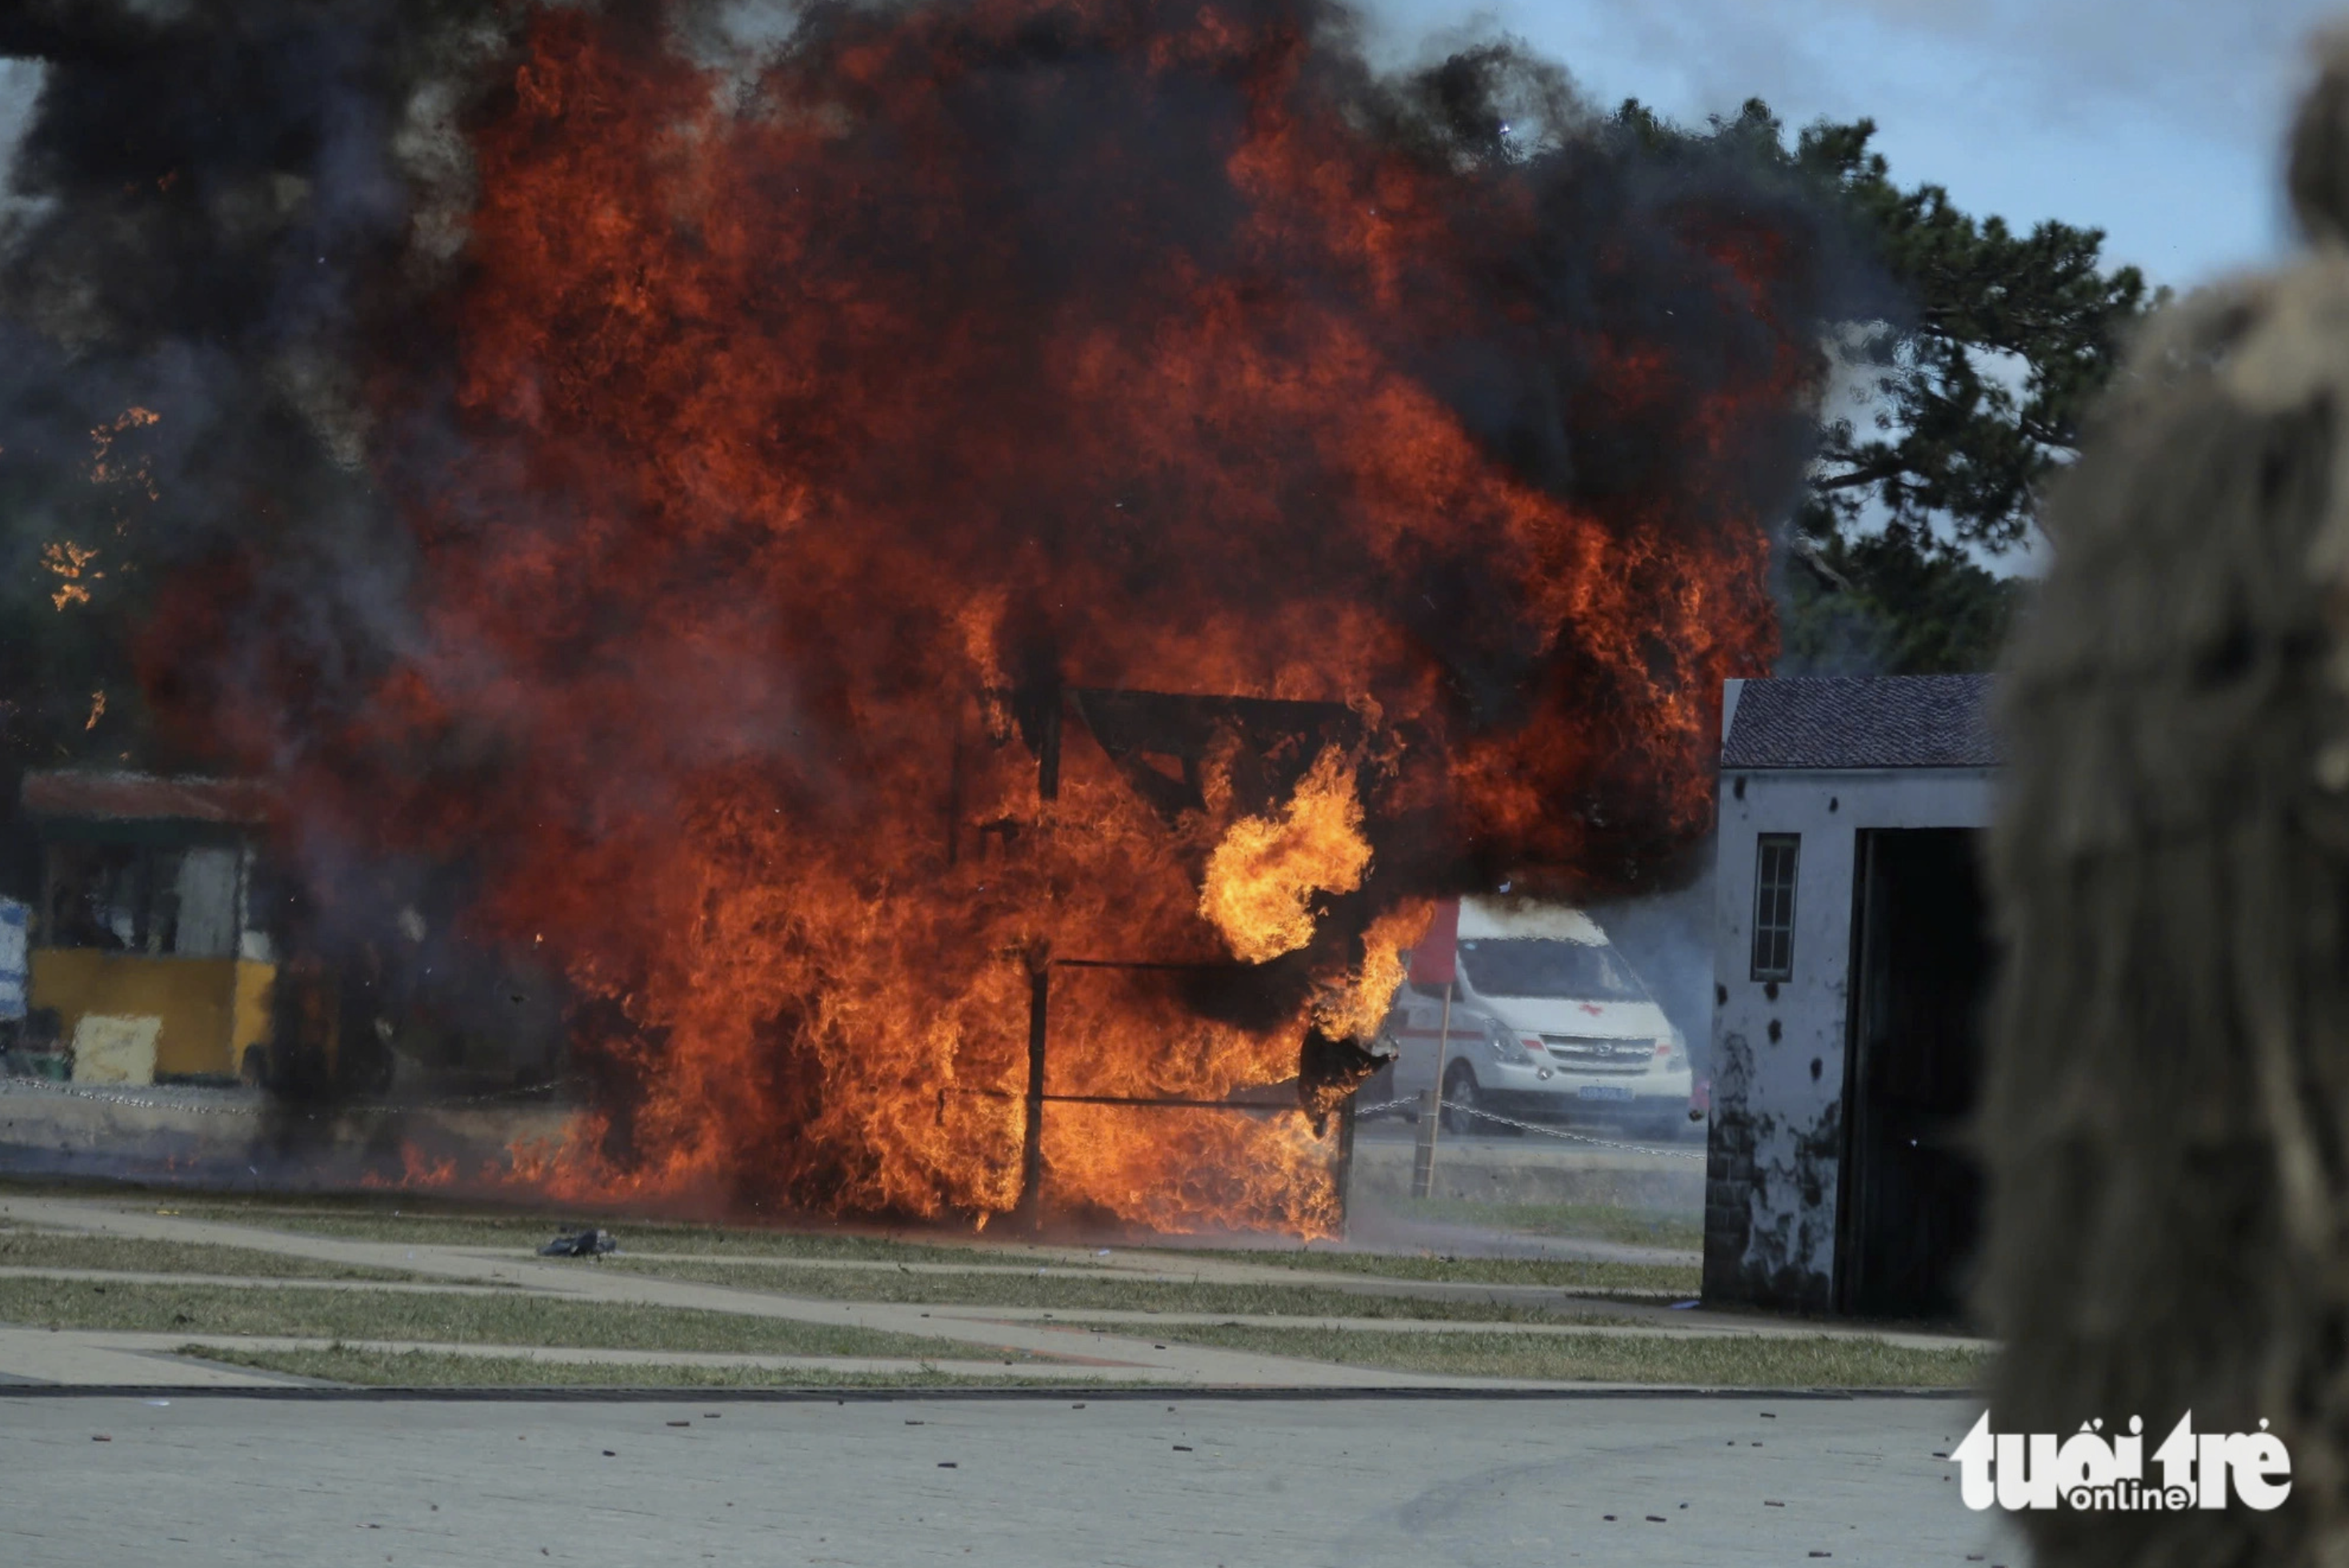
974, 681, 1388, 1230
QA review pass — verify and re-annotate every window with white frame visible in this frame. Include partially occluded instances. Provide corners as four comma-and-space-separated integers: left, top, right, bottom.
1751, 834, 1799, 981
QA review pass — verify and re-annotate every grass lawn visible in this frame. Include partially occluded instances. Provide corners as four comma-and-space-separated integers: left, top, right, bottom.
1082, 1323, 1987, 1387
0, 1277, 1045, 1361
0, 1228, 415, 1282
175, 1345, 1122, 1389
1162, 1248, 1699, 1295
10, 1183, 1687, 1289
1387, 1199, 1703, 1251
159, 1202, 1076, 1267
605, 1258, 1639, 1324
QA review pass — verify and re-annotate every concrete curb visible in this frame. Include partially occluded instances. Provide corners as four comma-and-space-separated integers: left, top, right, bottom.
0, 1382, 1979, 1401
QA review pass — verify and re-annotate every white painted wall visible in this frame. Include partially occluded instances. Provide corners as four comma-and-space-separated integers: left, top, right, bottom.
1706, 764, 1996, 1308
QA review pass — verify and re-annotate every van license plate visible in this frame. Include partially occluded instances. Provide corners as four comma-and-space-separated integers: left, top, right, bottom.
1578, 1085, 1633, 1102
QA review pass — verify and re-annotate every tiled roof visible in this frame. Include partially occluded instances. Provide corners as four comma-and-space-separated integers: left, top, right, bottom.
1722, 675, 1999, 770
20, 770, 275, 824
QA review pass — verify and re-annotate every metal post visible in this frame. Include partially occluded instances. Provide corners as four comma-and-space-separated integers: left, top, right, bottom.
1019, 964, 1050, 1230
1410, 1089, 1437, 1199
1334, 1090, 1358, 1238
1410, 978, 1453, 1200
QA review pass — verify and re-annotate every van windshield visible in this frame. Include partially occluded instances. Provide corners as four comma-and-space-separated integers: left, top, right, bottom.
1456, 938, 1647, 1001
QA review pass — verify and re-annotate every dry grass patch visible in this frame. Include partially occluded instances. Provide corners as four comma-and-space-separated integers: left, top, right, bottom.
178, 1344, 1126, 1388
606, 1258, 1638, 1324
1158, 1248, 1699, 1295
0, 1229, 413, 1281
1390, 1200, 1703, 1250
164, 1202, 1070, 1267
0, 1277, 1044, 1361
1101, 1323, 1985, 1387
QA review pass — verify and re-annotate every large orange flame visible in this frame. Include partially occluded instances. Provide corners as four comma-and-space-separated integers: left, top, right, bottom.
1200, 745, 1371, 963
155, 0, 1827, 1234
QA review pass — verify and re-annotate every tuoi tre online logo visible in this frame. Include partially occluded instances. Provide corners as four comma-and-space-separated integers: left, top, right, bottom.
1950, 1412, 2291, 1512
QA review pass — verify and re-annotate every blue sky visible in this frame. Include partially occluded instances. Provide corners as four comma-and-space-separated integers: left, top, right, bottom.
1359, 0, 2341, 290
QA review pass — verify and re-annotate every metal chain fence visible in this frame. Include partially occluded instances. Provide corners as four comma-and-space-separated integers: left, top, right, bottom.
1445, 1098, 1706, 1160
1353, 1086, 1705, 1161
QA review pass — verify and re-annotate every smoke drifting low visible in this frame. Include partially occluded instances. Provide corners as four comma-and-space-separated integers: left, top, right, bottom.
0, 2, 506, 786
2, 0, 1850, 1226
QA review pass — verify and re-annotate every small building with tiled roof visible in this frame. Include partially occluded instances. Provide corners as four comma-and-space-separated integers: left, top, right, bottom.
1703, 675, 1999, 1322
1719, 674, 2000, 772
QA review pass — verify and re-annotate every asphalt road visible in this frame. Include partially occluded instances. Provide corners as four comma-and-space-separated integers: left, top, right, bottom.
1, 1392, 2019, 1567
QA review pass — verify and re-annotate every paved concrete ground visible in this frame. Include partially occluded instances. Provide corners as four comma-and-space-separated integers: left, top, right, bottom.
0, 1391, 2018, 1567
0, 1328, 298, 1388
0, 1189, 2005, 1560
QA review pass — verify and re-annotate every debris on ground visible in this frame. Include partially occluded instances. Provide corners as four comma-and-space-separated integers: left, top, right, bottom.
536, 1228, 618, 1257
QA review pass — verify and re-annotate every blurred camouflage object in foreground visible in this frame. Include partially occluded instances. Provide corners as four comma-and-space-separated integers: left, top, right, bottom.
1987, 26, 2349, 1567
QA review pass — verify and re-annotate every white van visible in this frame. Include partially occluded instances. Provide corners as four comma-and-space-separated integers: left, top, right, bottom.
1371, 897, 1692, 1138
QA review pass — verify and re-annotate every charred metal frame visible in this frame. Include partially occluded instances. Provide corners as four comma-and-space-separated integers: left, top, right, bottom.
1013, 957, 1328, 1231
1013, 684, 1359, 817
989, 684, 1367, 1232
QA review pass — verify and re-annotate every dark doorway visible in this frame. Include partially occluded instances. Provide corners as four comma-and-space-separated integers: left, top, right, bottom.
1836, 828, 1992, 1321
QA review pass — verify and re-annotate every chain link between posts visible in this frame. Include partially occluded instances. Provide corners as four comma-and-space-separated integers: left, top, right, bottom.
1352, 1089, 1706, 1161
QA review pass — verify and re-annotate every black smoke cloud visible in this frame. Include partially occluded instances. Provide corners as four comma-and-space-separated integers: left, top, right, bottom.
0, 0, 1857, 948
0, 2, 523, 774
